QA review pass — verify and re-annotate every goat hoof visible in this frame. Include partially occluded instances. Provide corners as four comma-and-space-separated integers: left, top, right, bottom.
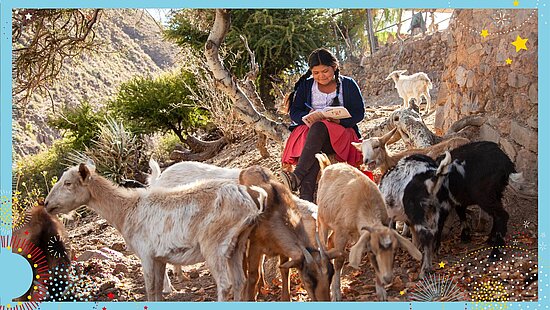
488, 248, 502, 262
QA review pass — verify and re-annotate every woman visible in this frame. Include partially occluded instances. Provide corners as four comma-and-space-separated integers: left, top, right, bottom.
281, 48, 365, 202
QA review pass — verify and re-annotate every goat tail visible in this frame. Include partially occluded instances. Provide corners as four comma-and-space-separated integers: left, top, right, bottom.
315, 153, 331, 172
348, 229, 371, 269
427, 79, 433, 90
147, 158, 161, 185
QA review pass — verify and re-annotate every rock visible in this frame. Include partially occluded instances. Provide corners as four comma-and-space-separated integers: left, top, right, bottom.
510, 121, 537, 153
100, 247, 124, 259
113, 263, 128, 275
99, 280, 117, 291
480, 124, 500, 143
110, 242, 126, 252
77, 250, 111, 261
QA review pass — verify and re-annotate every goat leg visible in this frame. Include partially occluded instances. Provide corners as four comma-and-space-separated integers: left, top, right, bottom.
153, 260, 166, 301
279, 256, 291, 301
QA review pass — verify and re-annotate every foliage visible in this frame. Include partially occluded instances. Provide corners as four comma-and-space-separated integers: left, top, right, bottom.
12, 9, 101, 106
165, 9, 338, 107
107, 69, 209, 144
182, 53, 244, 142
48, 102, 107, 150
13, 140, 72, 207
150, 133, 182, 162
66, 117, 147, 184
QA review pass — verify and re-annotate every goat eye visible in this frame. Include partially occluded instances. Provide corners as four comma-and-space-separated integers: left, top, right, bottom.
64, 182, 72, 186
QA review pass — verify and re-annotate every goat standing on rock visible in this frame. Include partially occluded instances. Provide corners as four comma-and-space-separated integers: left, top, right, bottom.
386, 70, 433, 115
44, 161, 263, 301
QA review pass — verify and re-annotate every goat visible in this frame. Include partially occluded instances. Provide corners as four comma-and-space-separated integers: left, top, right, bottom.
434, 141, 518, 258
239, 166, 334, 301
12, 202, 72, 301
352, 128, 469, 175
148, 159, 332, 301
379, 153, 453, 278
315, 153, 421, 301
386, 70, 433, 114
44, 161, 263, 301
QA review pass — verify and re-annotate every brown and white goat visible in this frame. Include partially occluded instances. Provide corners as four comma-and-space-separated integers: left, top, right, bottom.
239, 166, 334, 301
352, 128, 469, 175
12, 202, 72, 301
44, 161, 263, 301
148, 159, 327, 301
315, 154, 421, 301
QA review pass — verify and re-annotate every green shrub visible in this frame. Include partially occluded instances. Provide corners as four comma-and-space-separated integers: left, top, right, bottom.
13, 139, 72, 208
48, 102, 107, 150
66, 117, 147, 183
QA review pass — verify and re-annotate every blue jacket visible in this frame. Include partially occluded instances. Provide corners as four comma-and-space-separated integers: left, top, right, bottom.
289, 75, 365, 137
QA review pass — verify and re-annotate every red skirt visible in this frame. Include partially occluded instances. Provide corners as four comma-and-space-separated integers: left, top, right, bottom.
282, 120, 363, 167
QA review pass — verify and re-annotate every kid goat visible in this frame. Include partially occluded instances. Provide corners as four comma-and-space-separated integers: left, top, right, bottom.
315, 154, 422, 301
239, 165, 334, 301
44, 161, 263, 301
379, 153, 453, 278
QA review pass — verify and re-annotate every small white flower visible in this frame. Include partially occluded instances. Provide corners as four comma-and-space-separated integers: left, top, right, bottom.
25, 13, 32, 20
524, 220, 531, 229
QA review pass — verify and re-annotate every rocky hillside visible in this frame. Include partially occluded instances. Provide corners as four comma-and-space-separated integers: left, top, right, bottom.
13, 9, 181, 159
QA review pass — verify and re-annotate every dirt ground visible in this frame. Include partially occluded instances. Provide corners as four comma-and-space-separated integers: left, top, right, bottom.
59, 93, 539, 303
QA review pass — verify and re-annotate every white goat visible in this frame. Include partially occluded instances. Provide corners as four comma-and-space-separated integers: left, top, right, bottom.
147, 159, 324, 301
386, 70, 433, 114
44, 161, 263, 301
315, 154, 421, 301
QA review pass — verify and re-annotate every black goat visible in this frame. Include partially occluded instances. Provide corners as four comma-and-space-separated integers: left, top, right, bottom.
435, 141, 517, 257
379, 153, 452, 278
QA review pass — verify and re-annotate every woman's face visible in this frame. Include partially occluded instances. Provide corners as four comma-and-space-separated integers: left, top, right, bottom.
311, 64, 336, 85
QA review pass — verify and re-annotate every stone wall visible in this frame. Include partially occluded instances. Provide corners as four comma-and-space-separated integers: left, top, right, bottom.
435, 9, 538, 184
342, 31, 449, 106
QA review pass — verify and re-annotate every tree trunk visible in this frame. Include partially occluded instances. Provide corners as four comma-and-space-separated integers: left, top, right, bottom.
204, 9, 290, 148
170, 136, 229, 162
365, 9, 377, 55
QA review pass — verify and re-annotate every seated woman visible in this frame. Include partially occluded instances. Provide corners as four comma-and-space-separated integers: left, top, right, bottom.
281, 48, 365, 202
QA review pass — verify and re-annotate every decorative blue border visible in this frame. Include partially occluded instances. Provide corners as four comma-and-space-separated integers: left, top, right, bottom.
1, 1, 547, 309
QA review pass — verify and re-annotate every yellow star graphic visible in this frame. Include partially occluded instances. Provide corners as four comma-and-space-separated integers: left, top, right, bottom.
513, 0, 519, 6
481, 29, 489, 38
439, 261, 446, 268
506, 58, 513, 65
511, 35, 528, 52
400, 290, 405, 295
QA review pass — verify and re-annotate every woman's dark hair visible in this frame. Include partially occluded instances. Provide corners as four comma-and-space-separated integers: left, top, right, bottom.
283, 48, 341, 112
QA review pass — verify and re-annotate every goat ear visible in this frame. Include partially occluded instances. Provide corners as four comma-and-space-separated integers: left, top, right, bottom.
280, 258, 302, 269
348, 230, 371, 269
78, 163, 92, 183
351, 141, 362, 151
392, 230, 422, 261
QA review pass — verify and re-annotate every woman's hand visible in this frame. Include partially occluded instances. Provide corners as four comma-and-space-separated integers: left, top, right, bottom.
326, 118, 340, 124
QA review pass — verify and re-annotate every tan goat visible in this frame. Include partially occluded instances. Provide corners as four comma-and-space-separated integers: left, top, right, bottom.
239, 166, 334, 301
315, 154, 421, 301
44, 161, 263, 301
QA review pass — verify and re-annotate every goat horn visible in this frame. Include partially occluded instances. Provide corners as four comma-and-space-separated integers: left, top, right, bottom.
315, 232, 327, 260
300, 245, 314, 265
